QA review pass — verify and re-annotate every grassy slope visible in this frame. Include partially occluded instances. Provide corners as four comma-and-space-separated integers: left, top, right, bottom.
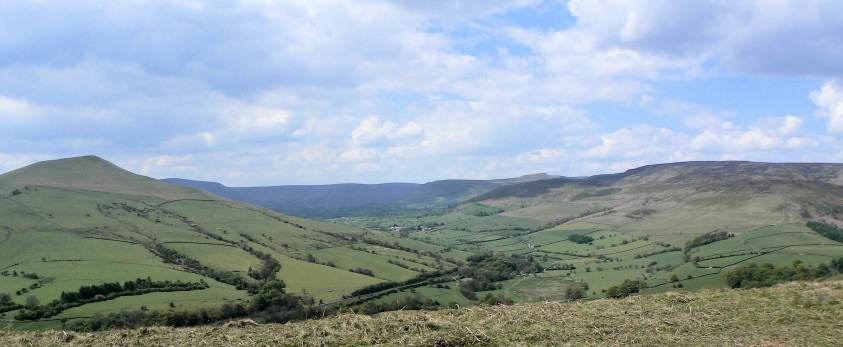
343, 162, 843, 301
0, 156, 210, 201
0, 156, 455, 324
2, 280, 841, 346
4, 157, 843, 332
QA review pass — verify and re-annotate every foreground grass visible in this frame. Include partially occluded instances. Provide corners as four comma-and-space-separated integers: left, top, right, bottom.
2, 281, 841, 346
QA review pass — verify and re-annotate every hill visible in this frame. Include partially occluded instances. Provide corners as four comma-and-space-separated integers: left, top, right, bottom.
163, 179, 420, 218
0, 156, 211, 201
164, 173, 559, 218
336, 161, 843, 305
2, 157, 842, 332
3, 280, 841, 346
0, 156, 463, 330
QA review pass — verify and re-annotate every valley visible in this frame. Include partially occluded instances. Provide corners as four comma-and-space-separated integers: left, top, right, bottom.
1, 157, 842, 333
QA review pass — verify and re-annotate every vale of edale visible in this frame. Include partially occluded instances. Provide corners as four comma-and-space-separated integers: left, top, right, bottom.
0, 156, 841, 345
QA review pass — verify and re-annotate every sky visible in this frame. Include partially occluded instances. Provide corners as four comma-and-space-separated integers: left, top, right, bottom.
2, 0, 843, 186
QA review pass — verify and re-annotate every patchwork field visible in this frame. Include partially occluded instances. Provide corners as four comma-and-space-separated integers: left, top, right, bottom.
3, 157, 843, 334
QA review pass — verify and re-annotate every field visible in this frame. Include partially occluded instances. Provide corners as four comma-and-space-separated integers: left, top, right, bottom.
339, 181, 843, 302
2, 280, 840, 346
0, 158, 453, 328
3, 157, 843, 332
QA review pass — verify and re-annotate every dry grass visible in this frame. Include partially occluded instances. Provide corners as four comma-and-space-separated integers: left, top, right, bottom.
2, 281, 841, 346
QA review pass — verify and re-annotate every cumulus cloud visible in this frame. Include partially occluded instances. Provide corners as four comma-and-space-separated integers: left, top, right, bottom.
123, 155, 197, 176
810, 80, 843, 133
1, 1, 841, 185
687, 115, 814, 153
566, 0, 843, 76
584, 125, 686, 160
0, 96, 40, 124
351, 116, 425, 146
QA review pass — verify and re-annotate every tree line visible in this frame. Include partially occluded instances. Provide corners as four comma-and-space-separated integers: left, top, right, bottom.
66, 279, 312, 331
684, 230, 732, 250
725, 258, 842, 289
806, 221, 843, 243
154, 244, 258, 293
15, 278, 207, 320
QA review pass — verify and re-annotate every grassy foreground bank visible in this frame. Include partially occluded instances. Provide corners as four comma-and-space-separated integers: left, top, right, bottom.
2, 280, 841, 346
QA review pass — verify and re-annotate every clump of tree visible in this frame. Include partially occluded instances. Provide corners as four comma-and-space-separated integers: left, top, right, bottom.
456, 253, 541, 300
0, 292, 22, 314
568, 234, 594, 244
15, 278, 208, 320
725, 259, 841, 289
355, 296, 441, 315
806, 221, 843, 243
350, 268, 375, 277
605, 279, 645, 298
684, 230, 732, 249
563, 282, 589, 300
473, 209, 504, 217
481, 292, 514, 306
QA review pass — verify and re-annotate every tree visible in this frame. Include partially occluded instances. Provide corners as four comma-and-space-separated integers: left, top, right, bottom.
25, 295, 40, 309
568, 234, 594, 244
669, 274, 679, 283
0, 292, 11, 304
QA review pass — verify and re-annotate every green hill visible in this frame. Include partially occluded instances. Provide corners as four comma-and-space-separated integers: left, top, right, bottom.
2, 157, 842, 333
164, 174, 560, 218
338, 161, 843, 304
3, 280, 840, 346
0, 156, 459, 330
0, 156, 210, 201
162, 179, 421, 218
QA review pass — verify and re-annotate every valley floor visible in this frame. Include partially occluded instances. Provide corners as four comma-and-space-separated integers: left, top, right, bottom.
2, 280, 841, 346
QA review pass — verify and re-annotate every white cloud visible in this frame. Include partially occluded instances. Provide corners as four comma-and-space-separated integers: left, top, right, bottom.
1, 1, 842, 185
126, 155, 196, 175
688, 116, 813, 153
354, 162, 382, 173
584, 125, 686, 160
810, 80, 843, 133
0, 96, 40, 124
566, 0, 843, 76
338, 147, 378, 163
219, 103, 292, 140
163, 132, 217, 151
351, 116, 424, 146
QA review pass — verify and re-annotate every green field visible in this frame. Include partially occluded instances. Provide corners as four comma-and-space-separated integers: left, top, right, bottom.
3, 156, 843, 332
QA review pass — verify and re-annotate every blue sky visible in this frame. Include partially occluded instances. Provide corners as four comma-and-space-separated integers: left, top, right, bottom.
1, 0, 843, 186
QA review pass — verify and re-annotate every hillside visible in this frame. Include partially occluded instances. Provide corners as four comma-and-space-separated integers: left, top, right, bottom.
3, 280, 841, 346
0, 156, 462, 330
337, 161, 843, 305
164, 173, 559, 218
2, 157, 842, 332
163, 179, 420, 218
0, 156, 211, 201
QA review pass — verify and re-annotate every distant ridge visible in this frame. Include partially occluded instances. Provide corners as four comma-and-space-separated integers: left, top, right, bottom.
163, 179, 421, 218
165, 173, 560, 218
471, 161, 843, 202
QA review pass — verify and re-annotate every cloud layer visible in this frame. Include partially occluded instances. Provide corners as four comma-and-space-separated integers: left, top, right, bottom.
1, 0, 842, 184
